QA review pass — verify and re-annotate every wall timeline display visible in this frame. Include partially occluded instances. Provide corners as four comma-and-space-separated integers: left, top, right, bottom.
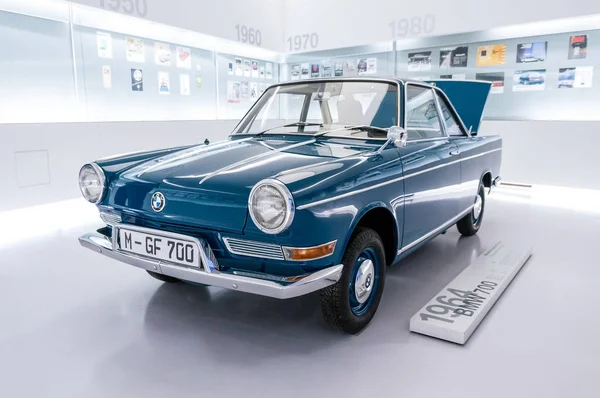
158, 71, 171, 94
291, 65, 300, 80
176, 46, 191, 69
266, 63, 273, 79
513, 69, 546, 91
102, 65, 111, 89
322, 62, 332, 77
126, 37, 145, 63
251, 61, 259, 78
243, 60, 251, 77
301, 63, 309, 79
476, 72, 505, 94
154, 42, 171, 66
227, 81, 240, 103
476, 44, 506, 67
558, 66, 594, 88
311, 64, 320, 77
569, 35, 588, 59
516, 42, 547, 63
408, 51, 432, 71
96, 32, 112, 59
439, 46, 468, 68
180, 74, 190, 95
235, 58, 243, 76
440, 74, 466, 80
334, 62, 343, 76
131, 69, 143, 91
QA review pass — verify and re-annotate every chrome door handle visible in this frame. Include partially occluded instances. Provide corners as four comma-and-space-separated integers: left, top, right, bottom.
449, 150, 460, 156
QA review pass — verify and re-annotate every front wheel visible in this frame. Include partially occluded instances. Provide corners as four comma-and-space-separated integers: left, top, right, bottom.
457, 182, 486, 236
320, 227, 386, 334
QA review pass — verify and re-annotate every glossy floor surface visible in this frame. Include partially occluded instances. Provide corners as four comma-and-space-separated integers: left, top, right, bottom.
1, 190, 599, 397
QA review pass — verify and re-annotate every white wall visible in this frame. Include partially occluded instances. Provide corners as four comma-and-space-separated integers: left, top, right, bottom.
479, 120, 600, 190
283, 0, 600, 52
1, 120, 237, 211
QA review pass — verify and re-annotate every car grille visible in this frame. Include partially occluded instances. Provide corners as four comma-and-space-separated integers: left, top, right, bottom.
223, 237, 285, 261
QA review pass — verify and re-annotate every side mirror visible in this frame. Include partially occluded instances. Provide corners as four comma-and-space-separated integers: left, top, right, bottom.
387, 126, 408, 147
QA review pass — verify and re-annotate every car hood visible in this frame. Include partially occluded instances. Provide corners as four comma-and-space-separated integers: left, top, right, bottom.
106, 136, 378, 233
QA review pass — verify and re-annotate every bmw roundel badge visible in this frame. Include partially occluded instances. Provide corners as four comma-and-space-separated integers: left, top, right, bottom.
151, 192, 166, 212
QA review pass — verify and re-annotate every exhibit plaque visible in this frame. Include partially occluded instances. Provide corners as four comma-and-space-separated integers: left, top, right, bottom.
410, 242, 532, 344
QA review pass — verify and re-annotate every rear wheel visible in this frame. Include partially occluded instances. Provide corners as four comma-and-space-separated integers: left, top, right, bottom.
146, 270, 181, 283
320, 228, 386, 334
457, 182, 485, 236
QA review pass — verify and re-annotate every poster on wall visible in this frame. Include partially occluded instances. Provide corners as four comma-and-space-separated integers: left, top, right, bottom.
251, 61, 259, 78
475, 72, 504, 94
243, 60, 251, 77
131, 69, 143, 91
126, 37, 145, 63
569, 35, 588, 59
158, 71, 171, 94
240, 81, 249, 98
413, 76, 432, 81
357, 59, 367, 74
334, 62, 344, 76
301, 63, 310, 79
476, 44, 506, 67
180, 74, 190, 95
346, 61, 356, 72
291, 65, 300, 80
439, 46, 468, 68
440, 74, 466, 80
516, 42, 547, 63
322, 62, 332, 77
260, 66, 265, 79
176, 46, 191, 69
102, 65, 111, 88
227, 81, 240, 103
266, 63, 273, 79
558, 66, 593, 88
408, 51, 432, 71
196, 76, 202, 88
258, 82, 266, 95
96, 32, 112, 58
311, 64, 320, 77
250, 82, 259, 100
513, 69, 546, 91
228, 61, 234, 75
367, 58, 377, 74
235, 58, 243, 76
154, 42, 171, 66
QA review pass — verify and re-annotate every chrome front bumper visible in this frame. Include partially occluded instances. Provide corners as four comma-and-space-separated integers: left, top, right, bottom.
78, 232, 343, 299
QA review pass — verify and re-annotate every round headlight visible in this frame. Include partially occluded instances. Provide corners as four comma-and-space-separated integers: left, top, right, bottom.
248, 179, 295, 234
79, 163, 106, 204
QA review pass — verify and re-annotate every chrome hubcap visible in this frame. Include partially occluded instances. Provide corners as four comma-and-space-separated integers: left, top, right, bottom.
354, 259, 375, 304
473, 194, 483, 220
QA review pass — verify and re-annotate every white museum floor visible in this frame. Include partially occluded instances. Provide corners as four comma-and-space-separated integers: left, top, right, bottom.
0, 187, 599, 398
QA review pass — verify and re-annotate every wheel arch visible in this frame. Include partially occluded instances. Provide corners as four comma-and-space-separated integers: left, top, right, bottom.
341, 202, 399, 267
481, 169, 493, 189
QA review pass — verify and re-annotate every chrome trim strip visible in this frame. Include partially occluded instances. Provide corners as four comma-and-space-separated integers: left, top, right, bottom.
282, 240, 337, 261
397, 205, 474, 255
99, 211, 121, 227
296, 148, 501, 210
199, 139, 316, 185
79, 232, 343, 299
223, 237, 285, 261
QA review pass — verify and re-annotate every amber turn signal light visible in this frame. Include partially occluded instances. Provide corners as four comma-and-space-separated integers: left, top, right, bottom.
283, 241, 337, 261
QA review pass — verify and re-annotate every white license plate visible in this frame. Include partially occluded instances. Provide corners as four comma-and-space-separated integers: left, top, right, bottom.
117, 228, 201, 268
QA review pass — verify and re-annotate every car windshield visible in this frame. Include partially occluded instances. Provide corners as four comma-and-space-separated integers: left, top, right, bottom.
234, 81, 399, 139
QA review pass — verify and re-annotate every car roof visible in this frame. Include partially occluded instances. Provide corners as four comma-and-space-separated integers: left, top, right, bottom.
272, 76, 435, 87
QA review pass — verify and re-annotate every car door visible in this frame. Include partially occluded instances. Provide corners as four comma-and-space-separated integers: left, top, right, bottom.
434, 89, 482, 212
397, 84, 461, 251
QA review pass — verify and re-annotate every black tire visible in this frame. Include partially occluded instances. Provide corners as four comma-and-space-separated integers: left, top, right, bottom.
457, 182, 486, 236
320, 227, 386, 334
146, 270, 181, 283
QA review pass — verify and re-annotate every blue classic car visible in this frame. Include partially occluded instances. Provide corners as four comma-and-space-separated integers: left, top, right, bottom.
79, 78, 501, 333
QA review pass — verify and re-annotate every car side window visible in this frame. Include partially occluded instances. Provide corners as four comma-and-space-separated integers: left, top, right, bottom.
436, 92, 468, 137
405, 85, 444, 140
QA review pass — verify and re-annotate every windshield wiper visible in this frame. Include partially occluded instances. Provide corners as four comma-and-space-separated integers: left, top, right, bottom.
315, 125, 389, 138
253, 122, 324, 136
